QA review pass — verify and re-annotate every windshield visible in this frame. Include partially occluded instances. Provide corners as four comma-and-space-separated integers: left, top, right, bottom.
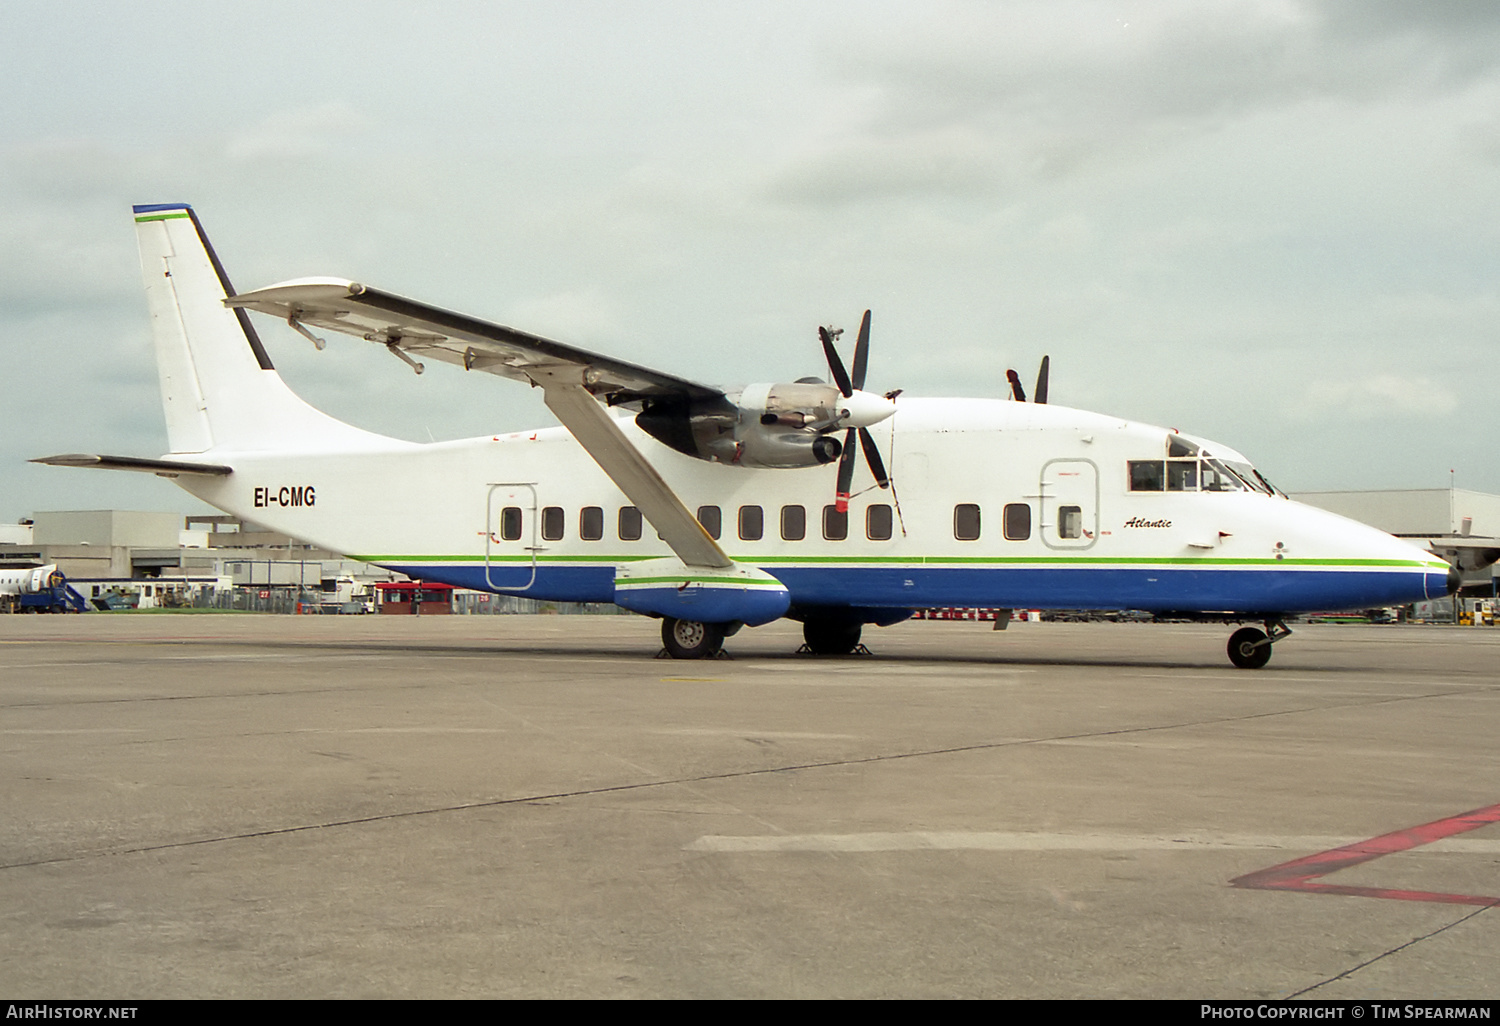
1201, 458, 1247, 492
1129, 435, 1282, 495
1222, 459, 1279, 496
1129, 457, 1281, 495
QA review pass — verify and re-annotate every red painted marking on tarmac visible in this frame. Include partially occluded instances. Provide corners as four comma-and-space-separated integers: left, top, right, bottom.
1230, 801, 1500, 907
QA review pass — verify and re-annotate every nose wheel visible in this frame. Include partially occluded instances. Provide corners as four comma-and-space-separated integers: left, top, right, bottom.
1227, 620, 1291, 669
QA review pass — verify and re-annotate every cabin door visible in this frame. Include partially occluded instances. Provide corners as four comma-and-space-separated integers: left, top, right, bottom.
485, 483, 540, 590
1039, 459, 1098, 550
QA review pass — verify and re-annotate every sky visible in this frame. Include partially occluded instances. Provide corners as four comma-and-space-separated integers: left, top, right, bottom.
3, 0, 1497, 524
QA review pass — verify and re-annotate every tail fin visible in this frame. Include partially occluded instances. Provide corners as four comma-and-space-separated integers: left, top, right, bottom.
132, 204, 391, 453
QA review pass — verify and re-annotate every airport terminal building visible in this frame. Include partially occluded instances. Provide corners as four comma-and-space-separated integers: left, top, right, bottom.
0, 509, 395, 612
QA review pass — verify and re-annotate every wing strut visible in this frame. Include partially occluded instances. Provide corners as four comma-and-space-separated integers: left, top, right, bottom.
530, 367, 732, 571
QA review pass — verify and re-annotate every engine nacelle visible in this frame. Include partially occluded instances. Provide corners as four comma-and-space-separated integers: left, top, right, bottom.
636, 382, 848, 469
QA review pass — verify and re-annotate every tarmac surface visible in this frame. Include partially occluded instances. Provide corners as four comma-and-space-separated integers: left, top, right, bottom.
2, 613, 1498, 999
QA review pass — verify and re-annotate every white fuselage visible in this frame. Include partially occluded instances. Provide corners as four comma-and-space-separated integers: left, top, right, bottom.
166, 396, 1449, 617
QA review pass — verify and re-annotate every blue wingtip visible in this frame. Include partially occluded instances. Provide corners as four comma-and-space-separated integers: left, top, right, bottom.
132, 202, 193, 214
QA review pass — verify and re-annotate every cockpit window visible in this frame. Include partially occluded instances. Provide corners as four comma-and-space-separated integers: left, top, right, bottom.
1224, 460, 1278, 496
1200, 459, 1245, 492
1129, 461, 1165, 491
1167, 434, 1200, 458
1132, 449, 1275, 495
1166, 459, 1198, 491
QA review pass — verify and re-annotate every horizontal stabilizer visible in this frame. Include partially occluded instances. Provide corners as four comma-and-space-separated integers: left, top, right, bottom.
31, 453, 234, 477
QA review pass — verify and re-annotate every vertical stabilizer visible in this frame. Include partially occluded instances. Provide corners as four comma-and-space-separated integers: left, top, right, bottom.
132, 204, 392, 453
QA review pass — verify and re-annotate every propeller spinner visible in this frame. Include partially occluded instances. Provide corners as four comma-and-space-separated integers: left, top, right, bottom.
818, 310, 895, 513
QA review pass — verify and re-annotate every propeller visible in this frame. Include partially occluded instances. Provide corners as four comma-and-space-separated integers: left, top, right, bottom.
818, 310, 893, 513
1006, 356, 1051, 404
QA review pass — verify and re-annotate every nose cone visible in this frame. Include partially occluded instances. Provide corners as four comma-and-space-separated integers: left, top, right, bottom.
1274, 500, 1460, 609
839, 389, 896, 429
1446, 565, 1463, 595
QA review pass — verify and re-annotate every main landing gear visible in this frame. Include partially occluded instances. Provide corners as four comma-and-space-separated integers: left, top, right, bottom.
1227, 619, 1291, 669
660, 618, 734, 660
801, 618, 863, 656
658, 617, 868, 659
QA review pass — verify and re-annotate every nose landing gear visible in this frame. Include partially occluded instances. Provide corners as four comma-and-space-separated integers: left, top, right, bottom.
1227, 619, 1291, 669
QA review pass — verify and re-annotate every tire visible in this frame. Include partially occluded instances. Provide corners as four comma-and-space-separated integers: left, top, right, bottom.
1227, 627, 1272, 669
803, 619, 862, 655
661, 618, 726, 660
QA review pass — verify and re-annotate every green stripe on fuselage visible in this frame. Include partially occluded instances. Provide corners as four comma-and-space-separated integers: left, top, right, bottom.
614, 576, 787, 588
349, 553, 1440, 570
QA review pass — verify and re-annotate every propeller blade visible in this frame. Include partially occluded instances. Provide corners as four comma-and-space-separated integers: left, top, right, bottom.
819, 326, 854, 398
858, 427, 890, 489
1034, 355, 1050, 405
834, 428, 857, 512
851, 310, 871, 392
1006, 369, 1026, 402
825, 311, 889, 510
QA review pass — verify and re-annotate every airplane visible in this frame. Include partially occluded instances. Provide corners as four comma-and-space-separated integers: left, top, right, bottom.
34, 203, 1465, 668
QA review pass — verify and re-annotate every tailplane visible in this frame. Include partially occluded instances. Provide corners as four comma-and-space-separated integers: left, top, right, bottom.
132, 204, 391, 453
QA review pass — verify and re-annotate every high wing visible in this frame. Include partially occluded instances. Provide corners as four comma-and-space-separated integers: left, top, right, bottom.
226, 277, 735, 570
225, 278, 722, 407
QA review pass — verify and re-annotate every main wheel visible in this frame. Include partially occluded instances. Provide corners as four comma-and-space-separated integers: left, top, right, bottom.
661, 618, 726, 660
1227, 627, 1272, 669
803, 619, 862, 655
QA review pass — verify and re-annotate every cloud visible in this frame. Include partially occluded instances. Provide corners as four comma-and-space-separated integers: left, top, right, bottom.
223, 102, 373, 163
754, 0, 1500, 213
1303, 372, 1460, 419
762, 126, 1002, 205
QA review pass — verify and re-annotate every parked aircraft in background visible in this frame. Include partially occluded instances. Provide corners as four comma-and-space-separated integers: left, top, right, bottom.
37, 205, 1461, 666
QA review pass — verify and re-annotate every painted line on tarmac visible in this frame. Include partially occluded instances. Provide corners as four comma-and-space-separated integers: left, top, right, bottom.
1230, 800, 1500, 907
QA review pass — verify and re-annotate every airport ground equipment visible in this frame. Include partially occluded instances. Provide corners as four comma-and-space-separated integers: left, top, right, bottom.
0, 565, 89, 613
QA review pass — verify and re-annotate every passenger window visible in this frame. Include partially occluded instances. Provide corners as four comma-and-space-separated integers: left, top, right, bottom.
867, 504, 893, 541
739, 505, 764, 541
823, 505, 848, 541
500, 506, 522, 542
954, 503, 981, 541
1003, 503, 1031, 541
618, 506, 642, 541
1166, 460, 1198, 492
781, 505, 806, 541
1129, 461, 1165, 491
541, 506, 564, 542
579, 506, 603, 541
697, 505, 722, 541
1059, 505, 1083, 539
